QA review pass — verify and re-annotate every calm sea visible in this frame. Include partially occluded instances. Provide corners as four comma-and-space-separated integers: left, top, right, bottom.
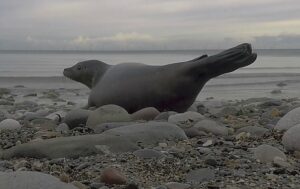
0, 49, 299, 77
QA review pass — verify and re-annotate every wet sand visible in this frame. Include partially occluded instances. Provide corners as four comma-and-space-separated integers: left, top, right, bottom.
1, 72, 299, 102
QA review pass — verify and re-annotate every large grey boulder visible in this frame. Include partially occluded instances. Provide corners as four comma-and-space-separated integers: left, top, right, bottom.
194, 119, 229, 136
29, 118, 57, 130
87, 105, 131, 129
236, 126, 269, 137
15, 100, 38, 109
130, 107, 160, 121
282, 124, 300, 151
133, 149, 164, 159
63, 109, 92, 129
94, 122, 138, 133
165, 182, 191, 189
186, 168, 215, 184
0, 119, 22, 130
0, 122, 187, 159
24, 110, 49, 121
168, 111, 204, 128
103, 122, 187, 146
0, 171, 77, 189
45, 111, 66, 122
275, 107, 300, 131
254, 144, 286, 163
154, 111, 177, 121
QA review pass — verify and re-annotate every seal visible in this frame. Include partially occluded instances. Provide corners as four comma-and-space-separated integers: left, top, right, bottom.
63, 43, 257, 113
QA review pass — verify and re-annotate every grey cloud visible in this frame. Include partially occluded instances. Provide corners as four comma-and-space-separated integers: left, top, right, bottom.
0, 0, 300, 50
253, 34, 300, 49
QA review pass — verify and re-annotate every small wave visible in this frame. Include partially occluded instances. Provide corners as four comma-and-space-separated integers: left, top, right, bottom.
241, 67, 300, 70
1, 72, 300, 82
0, 76, 69, 82
207, 79, 300, 87
218, 73, 300, 78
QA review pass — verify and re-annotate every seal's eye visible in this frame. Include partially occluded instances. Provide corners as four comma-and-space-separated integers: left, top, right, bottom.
77, 65, 81, 70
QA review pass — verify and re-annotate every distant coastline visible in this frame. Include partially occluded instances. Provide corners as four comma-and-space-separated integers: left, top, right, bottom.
1, 49, 300, 56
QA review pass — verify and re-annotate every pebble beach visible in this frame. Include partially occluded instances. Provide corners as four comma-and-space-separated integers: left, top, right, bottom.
1, 0, 300, 188
0, 80, 300, 189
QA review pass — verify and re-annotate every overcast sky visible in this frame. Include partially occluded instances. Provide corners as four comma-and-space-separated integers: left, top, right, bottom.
1, 0, 300, 50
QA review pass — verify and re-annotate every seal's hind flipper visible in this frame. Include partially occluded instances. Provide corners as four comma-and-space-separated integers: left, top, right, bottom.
189, 55, 208, 62
186, 43, 257, 79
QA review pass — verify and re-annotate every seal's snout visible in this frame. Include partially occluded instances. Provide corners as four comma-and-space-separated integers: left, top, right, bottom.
63, 68, 71, 78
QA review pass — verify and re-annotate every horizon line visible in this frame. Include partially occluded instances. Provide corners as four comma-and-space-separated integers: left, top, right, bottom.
1, 48, 300, 52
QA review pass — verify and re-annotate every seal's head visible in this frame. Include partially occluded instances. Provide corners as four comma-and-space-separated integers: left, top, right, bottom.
63, 60, 109, 88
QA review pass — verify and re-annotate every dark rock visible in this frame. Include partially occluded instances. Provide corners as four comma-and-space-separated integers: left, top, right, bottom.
273, 168, 286, 175
24, 111, 48, 121
55, 123, 69, 132
194, 119, 228, 136
124, 183, 139, 189
0, 88, 10, 95
0, 100, 13, 106
100, 167, 127, 185
90, 182, 105, 189
282, 124, 300, 151
204, 158, 218, 167
168, 112, 204, 128
15, 101, 38, 108
275, 107, 300, 131
29, 118, 57, 130
186, 168, 215, 184
131, 107, 160, 121
24, 93, 37, 97
254, 144, 286, 163
165, 182, 191, 189
94, 122, 137, 134
63, 109, 91, 129
0, 171, 77, 189
259, 100, 282, 108
271, 89, 282, 94
133, 149, 164, 159
46, 111, 66, 122
0, 122, 187, 159
0, 119, 22, 130
277, 82, 287, 87
236, 126, 268, 137
87, 105, 131, 129
184, 127, 207, 138
154, 111, 177, 121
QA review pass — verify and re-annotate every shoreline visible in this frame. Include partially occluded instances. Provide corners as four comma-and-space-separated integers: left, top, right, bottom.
0, 72, 300, 78
0, 73, 298, 101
